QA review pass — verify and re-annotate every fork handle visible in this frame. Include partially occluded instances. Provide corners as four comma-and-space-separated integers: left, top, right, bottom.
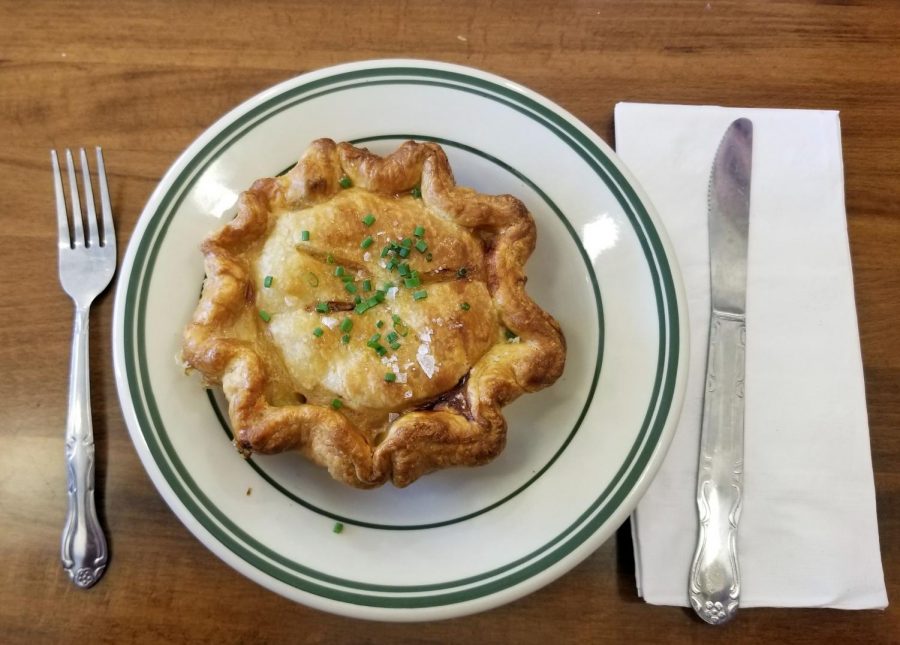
61, 306, 108, 588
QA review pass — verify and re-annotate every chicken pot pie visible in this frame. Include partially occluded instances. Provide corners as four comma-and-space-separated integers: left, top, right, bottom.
181, 139, 565, 488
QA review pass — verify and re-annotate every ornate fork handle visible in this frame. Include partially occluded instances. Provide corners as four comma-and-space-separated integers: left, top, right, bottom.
689, 311, 745, 624
61, 305, 108, 588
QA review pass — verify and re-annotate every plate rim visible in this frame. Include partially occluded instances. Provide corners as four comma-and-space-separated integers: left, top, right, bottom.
112, 58, 688, 621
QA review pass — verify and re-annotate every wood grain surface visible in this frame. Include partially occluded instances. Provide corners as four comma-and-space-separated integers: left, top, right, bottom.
1, 1, 897, 642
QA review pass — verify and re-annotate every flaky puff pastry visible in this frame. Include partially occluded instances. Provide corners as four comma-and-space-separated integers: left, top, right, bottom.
181, 139, 565, 488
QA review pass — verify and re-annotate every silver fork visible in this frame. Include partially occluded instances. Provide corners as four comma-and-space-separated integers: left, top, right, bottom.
52, 148, 116, 588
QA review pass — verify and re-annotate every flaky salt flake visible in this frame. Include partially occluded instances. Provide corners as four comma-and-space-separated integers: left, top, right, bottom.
404, 389, 413, 399
417, 353, 436, 378
396, 372, 408, 384
321, 316, 338, 329
387, 287, 398, 300
388, 412, 400, 422
363, 252, 371, 262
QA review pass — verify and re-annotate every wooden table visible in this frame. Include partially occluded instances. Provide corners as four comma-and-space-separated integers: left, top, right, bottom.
2, 1, 896, 642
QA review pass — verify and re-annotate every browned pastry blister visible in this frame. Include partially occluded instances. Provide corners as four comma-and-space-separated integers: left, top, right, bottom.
181, 139, 566, 488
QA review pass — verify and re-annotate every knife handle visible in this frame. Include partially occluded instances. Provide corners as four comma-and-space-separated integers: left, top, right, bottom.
689, 311, 745, 624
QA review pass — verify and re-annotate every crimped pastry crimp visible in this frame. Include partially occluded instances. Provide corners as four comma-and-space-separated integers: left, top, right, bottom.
181, 139, 565, 488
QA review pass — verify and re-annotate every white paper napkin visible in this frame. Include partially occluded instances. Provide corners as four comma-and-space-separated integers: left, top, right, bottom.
615, 102, 888, 609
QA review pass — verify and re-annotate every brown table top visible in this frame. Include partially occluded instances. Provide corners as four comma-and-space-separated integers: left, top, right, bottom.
1, 0, 897, 642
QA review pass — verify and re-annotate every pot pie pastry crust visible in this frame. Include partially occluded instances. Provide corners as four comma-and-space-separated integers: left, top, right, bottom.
181, 139, 566, 488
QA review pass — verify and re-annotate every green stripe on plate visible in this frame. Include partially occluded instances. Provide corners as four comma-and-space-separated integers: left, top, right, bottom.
121, 66, 680, 607
205, 133, 604, 531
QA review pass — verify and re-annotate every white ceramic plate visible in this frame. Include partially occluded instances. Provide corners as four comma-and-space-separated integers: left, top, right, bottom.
112, 59, 688, 621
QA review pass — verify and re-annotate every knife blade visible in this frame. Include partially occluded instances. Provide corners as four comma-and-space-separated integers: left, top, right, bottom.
688, 118, 753, 625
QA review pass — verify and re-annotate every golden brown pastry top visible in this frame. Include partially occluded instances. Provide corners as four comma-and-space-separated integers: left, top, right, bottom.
181, 139, 566, 488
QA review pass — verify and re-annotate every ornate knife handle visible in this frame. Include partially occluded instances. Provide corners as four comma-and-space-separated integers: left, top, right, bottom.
689, 311, 745, 624
61, 307, 108, 588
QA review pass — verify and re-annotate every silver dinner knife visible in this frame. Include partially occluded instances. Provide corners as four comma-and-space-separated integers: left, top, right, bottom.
688, 118, 753, 624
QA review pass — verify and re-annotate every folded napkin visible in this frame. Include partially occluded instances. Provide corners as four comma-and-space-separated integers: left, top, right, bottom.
615, 102, 888, 609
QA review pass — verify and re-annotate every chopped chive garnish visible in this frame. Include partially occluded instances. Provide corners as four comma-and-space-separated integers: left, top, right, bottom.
380, 245, 392, 258
404, 276, 421, 288
410, 185, 422, 198
326, 254, 334, 264
413, 289, 428, 301
374, 290, 386, 303
333, 522, 344, 534
505, 329, 518, 340
258, 310, 271, 322
340, 318, 353, 332
414, 225, 425, 237
457, 267, 468, 278
313, 327, 324, 337
306, 272, 319, 286
396, 323, 409, 337
316, 302, 329, 313
374, 344, 387, 356
425, 252, 433, 262
334, 266, 344, 277
384, 372, 397, 382
341, 333, 350, 344
398, 247, 410, 258
398, 263, 410, 277
263, 275, 273, 288
386, 331, 399, 343
331, 399, 342, 410
362, 280, 372, 292
383, 281, 395, 290
376, 320, 385, 329
401, 237, 413, 248
362, 214, 376, 227
367, 333, 382, 346
344, 282, 357, 294
354, 302, 369, 314
460, 302, 471, 311
354, 295, 362, 304
386, 259, 398, 271
389, 341, 401, 350
360, 236, 374, 249
339, 175, 352, 189
415, 240, 428, 253
301, 230, 310, 241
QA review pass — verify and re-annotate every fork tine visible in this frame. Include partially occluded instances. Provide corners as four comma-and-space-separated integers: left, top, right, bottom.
94, 147, 115, 247
79, 148, 100, 248
51, 150, 72, 249
65, 149, 85, 247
